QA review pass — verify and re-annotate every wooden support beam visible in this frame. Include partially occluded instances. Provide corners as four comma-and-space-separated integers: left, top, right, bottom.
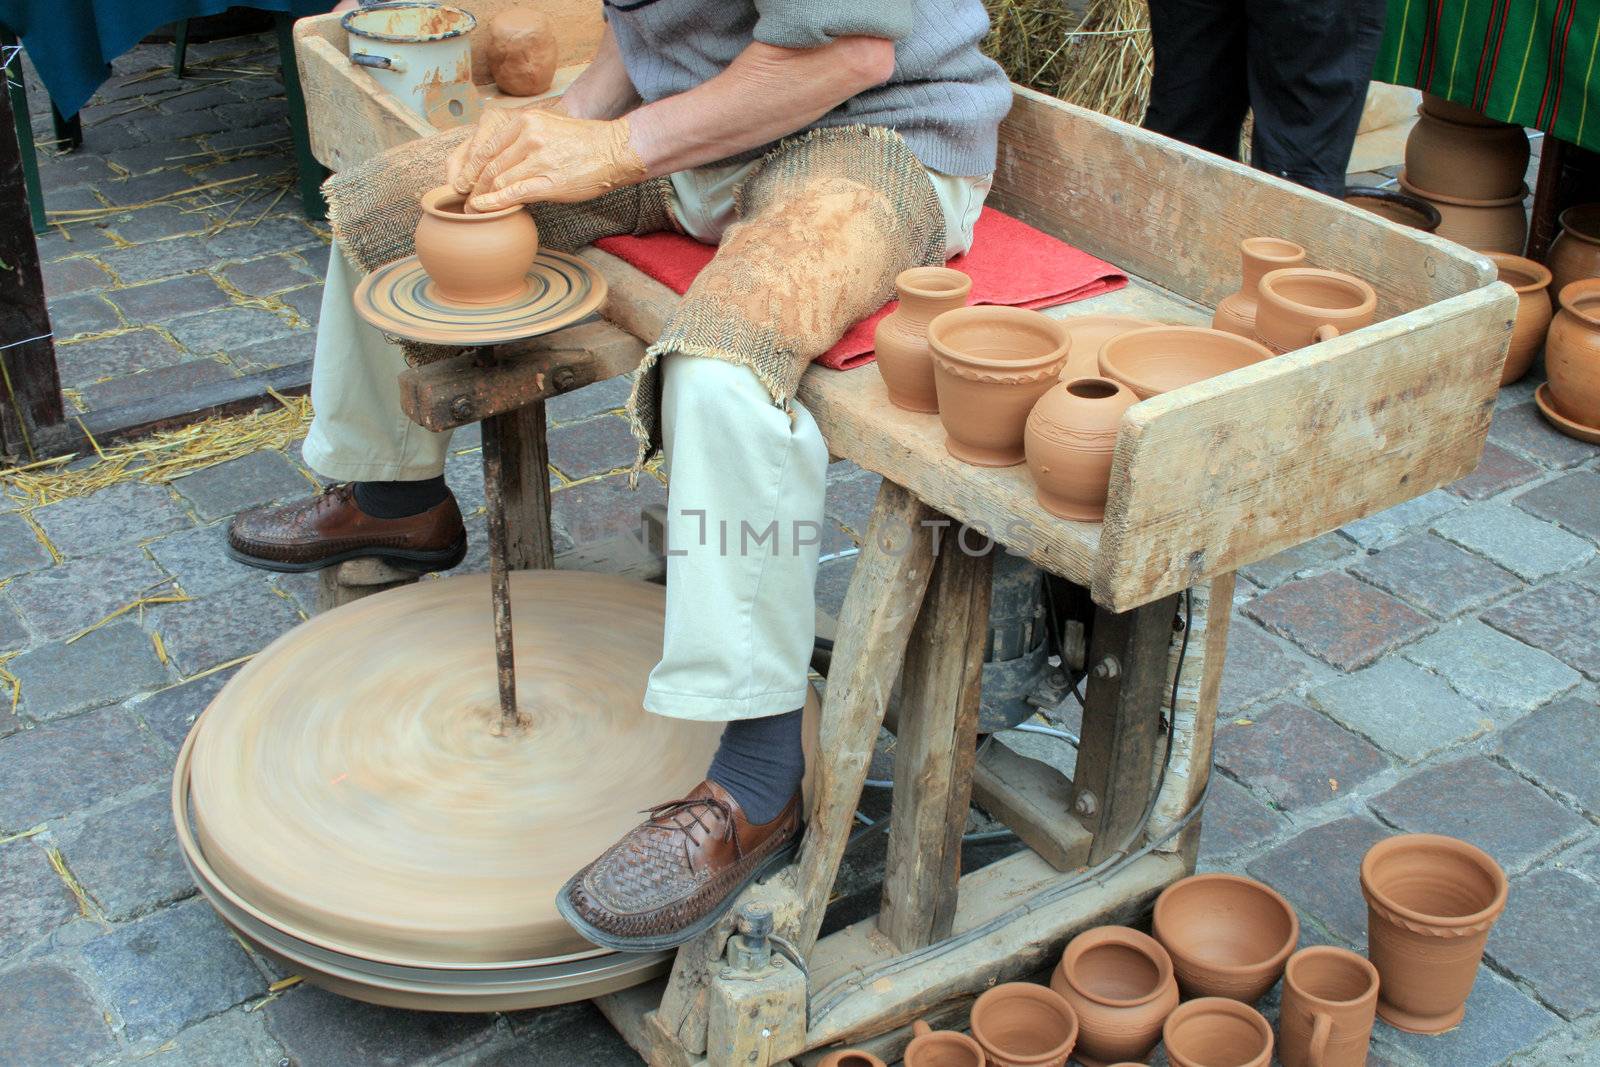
492, 399, 555, 571
316, 558, 423, 612
971, 743, 1092, 872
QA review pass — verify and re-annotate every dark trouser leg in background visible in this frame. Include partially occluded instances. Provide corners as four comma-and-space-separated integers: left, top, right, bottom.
1143, 0, 1251, 160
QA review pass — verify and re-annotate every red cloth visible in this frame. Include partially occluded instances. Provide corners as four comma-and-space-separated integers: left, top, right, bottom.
593, 206, 1127, 370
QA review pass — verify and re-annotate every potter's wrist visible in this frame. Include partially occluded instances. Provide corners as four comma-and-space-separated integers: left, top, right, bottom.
606, 116, 649, 187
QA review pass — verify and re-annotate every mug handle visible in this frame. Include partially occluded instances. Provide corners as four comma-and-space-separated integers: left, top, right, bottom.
912, 1019, 932, 1038
1308, 1010, 1334, 1067
1313, 324, 1341, 344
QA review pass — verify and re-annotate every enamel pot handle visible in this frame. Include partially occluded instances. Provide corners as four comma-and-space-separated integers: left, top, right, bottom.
1308, 1010, 1334, 1067
1313, 324, 1341, 344
350, 52, 403, 72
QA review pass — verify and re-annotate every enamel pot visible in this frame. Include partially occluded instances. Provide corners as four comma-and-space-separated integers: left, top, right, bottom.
1048, 925, 1178, 1067
874, 266, 972, 413
929, 307, 1071, 467
1211, 237, 1306, 338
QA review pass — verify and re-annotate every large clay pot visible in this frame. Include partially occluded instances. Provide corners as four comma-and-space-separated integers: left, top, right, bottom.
1098, 326, 1272, 399
1421, 91, 1514, 127
969, 983, 1078, 1067
1342, 186, 1441, 232
816, 1050, 887, 1067
1398, 172, 1527, 253
1361, 833, 1508, 1034
413, 185, 539, 304
875, 266, 972, 413
1542, 280, 1600, 438
929, 307, 1071, 467
1024, 377, 1136, 522
1547, 203, 1600, 296
1404, 109, 1529, 201
1278, 946, 1380, 1067
903, 1019, 986, 1067
1048, 925, 1178, 1067
1152, 873, 1299, 1004
1212, 237, 1306, 337
486, 8, 558, 96
1488, 253, 1553, 385
1255, 268, 1377, 352
1161, 998, 1273, 1067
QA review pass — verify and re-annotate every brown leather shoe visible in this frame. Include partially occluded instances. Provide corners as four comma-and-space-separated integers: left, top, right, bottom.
226, 483, 467, 573
556, 780, 801, 952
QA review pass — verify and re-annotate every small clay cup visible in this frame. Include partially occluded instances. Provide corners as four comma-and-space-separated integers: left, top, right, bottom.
1023, 377, 1137, 522
1255, 268, 1377, 352
1361, 833, 1508, 1034
1161, 997, 1273, 1067
969, 982, 1078, 1067
1152, 873, 1299, 1003
1547, 278, 1600, 427
816, 1050, 887, 1067
1049, 925, 1178, 1067
1548, 203, 1600, 296
1279, 946, 1380, 1067
1098, 326, 1272, 399
903, 1018, 986, 1067
1487, 253, 1553, 385
414, 185, 539, 305
1342, 186, 1442, 232
929, 306, 1071, 467
875, 266, 972, 413
1212, 237, 1307, 338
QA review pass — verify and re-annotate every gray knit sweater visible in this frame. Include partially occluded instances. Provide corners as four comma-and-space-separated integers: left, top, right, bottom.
604, 0, 1012, 176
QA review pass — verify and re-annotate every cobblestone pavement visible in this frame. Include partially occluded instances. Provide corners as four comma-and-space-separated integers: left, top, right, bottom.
5, 29, 1598, 1067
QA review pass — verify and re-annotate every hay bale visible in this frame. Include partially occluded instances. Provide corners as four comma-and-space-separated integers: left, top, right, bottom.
983, 0, 1152, 125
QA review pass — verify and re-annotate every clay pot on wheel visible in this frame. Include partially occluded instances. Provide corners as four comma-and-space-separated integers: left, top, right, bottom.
903, 1019, 986, 1067
1255, 268, 1377, 352
1488, 253, 1553, 385
1024, 377, 1136, 522
1547, 279, 1600, 429
1048, 925, 1178, 1067
930, 307, 1071, 467
1361, 833, 1508, 1034
969, 983, 1079, 1067
875, 266, 972, 413
1547, 203, 1600, 295
1161, 998, 1273, 1067
1342, 186, 1441, 232
816, 1050, 887, 1067
1279, 946, 1380, 1067
414, 185, 539, 305
1398, 172, 1527, 253
1212, 237, 1306, 337
1404, 110, 1529, 201
1152, 873, 1299, 1003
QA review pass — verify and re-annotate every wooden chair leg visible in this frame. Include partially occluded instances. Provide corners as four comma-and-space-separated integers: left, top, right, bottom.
1, 34, 47, 235
172, 19, 190, 79
273, 13, 328, 221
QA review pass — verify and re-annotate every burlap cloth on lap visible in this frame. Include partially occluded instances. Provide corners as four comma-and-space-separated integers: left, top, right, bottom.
323, 124, 945, 470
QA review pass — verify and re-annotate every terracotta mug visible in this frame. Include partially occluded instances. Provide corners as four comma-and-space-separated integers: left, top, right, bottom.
969, 982, 1078, 1067
1049, 925, 1178, 1066
1279, 946, 1380, 1067
1162, 997, 1273, 1067
816, 1050, 887, 1067
903, 1018, 986, 1067
1254, 268, 1377, 352
1151, 873, 1299, 1004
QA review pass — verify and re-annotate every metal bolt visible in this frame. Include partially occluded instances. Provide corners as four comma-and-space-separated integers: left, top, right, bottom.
1092, 656, 1120, 679
720, 968, 735, 980
1074, 791, 1097, 816
450, 396, 473, 420
773, 956, 785, 967
552, 366, 577, 391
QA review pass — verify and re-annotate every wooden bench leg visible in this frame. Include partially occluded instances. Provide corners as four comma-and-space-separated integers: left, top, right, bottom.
493, 399, 556, 571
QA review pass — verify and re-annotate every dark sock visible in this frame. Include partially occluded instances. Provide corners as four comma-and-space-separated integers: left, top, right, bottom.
706, 709, 805, 825
352, 477, 449, 519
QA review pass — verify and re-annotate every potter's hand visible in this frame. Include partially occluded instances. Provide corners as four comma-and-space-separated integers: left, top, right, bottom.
446, 107, 645, 211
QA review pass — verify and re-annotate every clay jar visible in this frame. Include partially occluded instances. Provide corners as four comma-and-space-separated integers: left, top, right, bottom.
968, 983, 1078, 1067
1024, 377, 1136, 522
1048, 925, 1178, 1067
1488, 253, 1553, 385
485, 9, 558, 96
1398, 172, 1527, 254
1152, 873, 1299, 1003
1098, 326, 1271, 399
1161, 998, 1274, 1067
1404, 109, 1529, 200
875, 266, 972, 412
1361, 833, 1508, 1034
1546, 278, 1600, 427
1255, 268, 1377, 352
816, 1050, 887, 1067
1342, 186, 1441, 232
929, 306, 1071, 466
1421, 91, 1511, 127
414, 185, 539, 305
1547, 203, 1600, 296
1279, 946, 1380, 1067
903, 1019, 986, 1067
1212, 237, 1306, 338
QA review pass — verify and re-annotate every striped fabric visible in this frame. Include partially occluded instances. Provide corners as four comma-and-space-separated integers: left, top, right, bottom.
1377, 0, 1600, 151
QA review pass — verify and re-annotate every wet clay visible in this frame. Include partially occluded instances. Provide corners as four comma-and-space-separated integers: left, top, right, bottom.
1152, 873, 1299, 1004
486, 9, 558, 97
413, 184, 539, 304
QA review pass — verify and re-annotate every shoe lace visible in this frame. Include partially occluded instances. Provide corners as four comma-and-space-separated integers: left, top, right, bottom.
642, 796, 733, 874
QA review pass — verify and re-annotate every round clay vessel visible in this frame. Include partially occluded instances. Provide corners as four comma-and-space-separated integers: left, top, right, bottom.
413, 185, 539, 305
816, 1050, 887, 1067
903, 1018, 986, 1067
1342, 185, 1441, 232
875, 266, 972, 413
1048, 925, 1177, 1067
1547, 203, 1600, 296
1151, 873, 1299, 1003
1161, 998, 1273, 1067
1421, 91, 1514, 127
1360, 833, 1508, 1034
1546, 278, 1600, 429
1059, 315, 1163, 380
1255, 268, 1377, 352
1212, 237, 1306, 337
486, 8, 558, 96
1488, 253, 1553, 385
1404, 109, 1529, 201
1024, 377, 1136, 522
969, 982, 1078, 1067
1398, 172, 1527, 253
929, 306, 1071, 467
1279, 946, 1380, 1067
1098, 326, 1272, 398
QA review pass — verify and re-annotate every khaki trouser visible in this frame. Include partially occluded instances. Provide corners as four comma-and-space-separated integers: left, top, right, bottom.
302, 164, 990, 720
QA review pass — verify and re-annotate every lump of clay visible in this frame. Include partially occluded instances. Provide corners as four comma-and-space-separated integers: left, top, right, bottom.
486, 9, 558, 97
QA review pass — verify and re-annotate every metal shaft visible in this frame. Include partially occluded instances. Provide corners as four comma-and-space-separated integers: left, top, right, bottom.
477, 346, 519, 731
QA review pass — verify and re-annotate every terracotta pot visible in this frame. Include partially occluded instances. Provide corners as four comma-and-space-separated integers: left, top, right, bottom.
1342, 185, 1441, 232
816, 1050, 887, 1067
930, 307, 1071, 467
1152, 873, 1299, 1003
1161, 998, 1273, 1067
1361, 833, 1508, 1034
1398, 172, 1527, 253
1279, 946, 1380, 1067
413, 185, 539, 305
875, 267, 972, 413
1212, 237, 1306, 337
1404, 110, 1529, 201
1547, 203, 1600, 296
1488, 253, 1553, 385
1421, 91, 1514, 127
1024, 377, 1136, 522
1048, 925, 1178, 1067
1255, 268, 1377, 353
903, 1018, 986, 1067
1546, 278, 1600, 428
969, 983, 1078, 1067
1098, 326, 1272, 398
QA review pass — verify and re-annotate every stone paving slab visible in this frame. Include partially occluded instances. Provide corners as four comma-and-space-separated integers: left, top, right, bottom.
29, 482, 193, 560
1487, 866, 1600, 1020
1402, 618, 1580, 714
1237, 532, 1358, 589
0, 512, 53, 580
1307, 657, 1497, 761
0, 961, 117, 1067
8, 621, 171, 722
1351, 532, 1524, 619
1246, 815, 1392, 945
1368, 967, 1562, 1066
1338, 489, 1457, 550
1214, 701, 1389, 811
0, 838, 80, 958
1481, 580, 1600, 680
168, 450, 310, 522
52, 790, 194, 923
264, 983, 496, 1066
1244, 571, 1433, 671
1432, 503, 1596, 582
123, 670, 237, 755
0, 704, 169, 829
1512, 469, 1600, 543
5, 544, 167, 641
146, 579, 304, 677
1491, 691, 1600, 815
1446, 442, 1543, 501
